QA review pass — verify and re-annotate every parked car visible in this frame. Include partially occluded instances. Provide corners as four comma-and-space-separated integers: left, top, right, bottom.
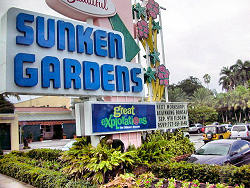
188, 124, 204, 133
163, 128, 190, 138
231, 124, 250, 141
187, 139, 250, 166
203, 124, 230, 143
221, 124, 233, 131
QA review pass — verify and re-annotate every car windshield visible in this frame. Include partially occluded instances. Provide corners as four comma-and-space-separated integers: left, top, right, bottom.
205, 126, 216, 133
195, 143, 230, 156
232, 126, 246, 132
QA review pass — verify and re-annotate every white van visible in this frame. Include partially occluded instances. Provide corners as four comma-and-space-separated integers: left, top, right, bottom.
231, 124, 250, 141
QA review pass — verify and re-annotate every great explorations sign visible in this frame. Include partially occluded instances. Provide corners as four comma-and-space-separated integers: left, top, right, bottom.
81, 102, 157, 135
0, 8, 144, 97
46, 0, 116, 21
156, 102, 189, 129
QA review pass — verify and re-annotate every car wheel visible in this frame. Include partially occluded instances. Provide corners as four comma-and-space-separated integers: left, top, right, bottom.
197, 129, 201, 134
204, 140, 208, 144
219, 136, 223, 139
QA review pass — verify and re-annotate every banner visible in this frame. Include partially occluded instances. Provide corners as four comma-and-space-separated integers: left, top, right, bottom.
83, 102, 157, 135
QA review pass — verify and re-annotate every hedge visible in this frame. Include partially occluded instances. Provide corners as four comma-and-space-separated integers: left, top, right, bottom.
0, 155, 96, 188
26, 148, 62, 161
151, 161, 250, 187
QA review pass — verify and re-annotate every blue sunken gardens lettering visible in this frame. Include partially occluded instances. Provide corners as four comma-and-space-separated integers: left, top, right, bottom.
12, 10, 143, 95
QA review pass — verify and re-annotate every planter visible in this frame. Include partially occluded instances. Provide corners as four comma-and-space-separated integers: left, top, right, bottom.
40, 137, 44, 141
73, 135, 77, 139
63, 135, 67, 139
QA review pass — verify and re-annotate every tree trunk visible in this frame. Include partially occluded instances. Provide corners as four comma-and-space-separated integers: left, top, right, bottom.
234, 111, 238, 122
239, 111, 242, 123
222, 112, 225, 123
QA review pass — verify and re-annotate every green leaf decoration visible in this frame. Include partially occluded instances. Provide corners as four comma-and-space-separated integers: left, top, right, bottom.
132, 3, 146, 19
149, 50, 160, 65
152, 20, 161, 33
144, 67, 156, 83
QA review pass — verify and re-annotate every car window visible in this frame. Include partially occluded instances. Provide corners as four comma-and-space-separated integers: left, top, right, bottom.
205, 126, 216, 133
232, 126, 246, 132
197, 125, 202, 127
190, 124, 195, 127
218, 127, 225, 133
196, 143, 230, 156
247, 126, 250, 131
231, 141, 249, 153
240, 143, 249, 152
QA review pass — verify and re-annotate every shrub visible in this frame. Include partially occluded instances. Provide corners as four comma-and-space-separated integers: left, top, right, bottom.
151, 161, 250, 187
0, 154, 96, 188
61, 142, 137, 184
133, 131, 195, 165
26, 148, 62, 161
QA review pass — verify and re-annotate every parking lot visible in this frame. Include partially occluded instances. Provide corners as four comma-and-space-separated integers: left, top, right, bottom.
23, 134, 205, 151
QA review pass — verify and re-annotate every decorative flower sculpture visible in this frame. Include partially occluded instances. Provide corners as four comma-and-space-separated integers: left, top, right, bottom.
137, 20, 149, 39
149, 50, 160, 65
144, 67, 156, 84
157, 65, 170, 86
152, 20, 161, 33
146, 0, 160, 19
133, 3, 146, 19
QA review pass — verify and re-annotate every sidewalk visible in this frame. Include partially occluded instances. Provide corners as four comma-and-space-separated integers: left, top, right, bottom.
0, 174, 34, 188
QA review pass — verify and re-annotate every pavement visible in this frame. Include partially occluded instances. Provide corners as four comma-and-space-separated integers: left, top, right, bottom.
0, 174, 34, 188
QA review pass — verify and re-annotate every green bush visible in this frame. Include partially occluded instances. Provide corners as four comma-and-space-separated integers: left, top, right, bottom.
0, 154, 96, 188
151, 161, 250, 187
26, 148, 62, 161
61, 143, 137, 184
132, 131, 195, 165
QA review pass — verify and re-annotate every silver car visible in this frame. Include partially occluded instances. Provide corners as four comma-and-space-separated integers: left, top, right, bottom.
231, 124, 250, 141
189, 123, 203, 133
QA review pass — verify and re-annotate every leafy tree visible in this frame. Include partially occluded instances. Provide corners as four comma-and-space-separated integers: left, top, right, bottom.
188, 105, 218, 125
177, 76, 203, 97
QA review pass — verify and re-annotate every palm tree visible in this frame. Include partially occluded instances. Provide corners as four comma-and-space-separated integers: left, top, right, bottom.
203, 74, 211, 89
234, 60, 250, 88
190, 88, 214, 106
219, 66, 234, 91
0, 94, 15, 113
168, 88, 188, 102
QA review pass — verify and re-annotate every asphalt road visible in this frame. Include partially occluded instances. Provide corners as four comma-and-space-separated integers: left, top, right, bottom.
189, 133, 205, 150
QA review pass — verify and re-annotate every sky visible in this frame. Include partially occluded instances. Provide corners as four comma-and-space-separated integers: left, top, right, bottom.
0, 0, 249, 103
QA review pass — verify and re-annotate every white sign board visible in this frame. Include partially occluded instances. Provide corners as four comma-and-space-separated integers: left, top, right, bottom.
156, 102, 189, 129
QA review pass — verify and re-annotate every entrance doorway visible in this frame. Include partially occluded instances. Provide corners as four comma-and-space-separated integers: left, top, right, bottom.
53, 124, 63, 139
0, 123, 11, 150
40, 125, 54, 140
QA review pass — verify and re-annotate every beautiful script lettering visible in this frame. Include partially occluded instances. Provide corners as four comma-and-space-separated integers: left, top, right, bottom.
67, 0, 109, 11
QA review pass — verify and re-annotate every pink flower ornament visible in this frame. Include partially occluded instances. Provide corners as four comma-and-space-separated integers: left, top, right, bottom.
137, 20, 149, 39
146, 0, 160, 19
157, 65, 170, 86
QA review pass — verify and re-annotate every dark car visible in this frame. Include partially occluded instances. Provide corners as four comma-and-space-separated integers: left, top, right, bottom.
188, 139, 250, 166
